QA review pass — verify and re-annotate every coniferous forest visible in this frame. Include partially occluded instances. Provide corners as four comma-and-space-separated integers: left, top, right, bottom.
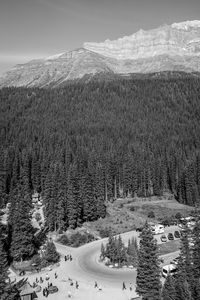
1, 73, 200, 232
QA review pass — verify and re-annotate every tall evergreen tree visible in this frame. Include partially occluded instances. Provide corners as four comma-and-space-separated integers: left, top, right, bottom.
44, 240, 60, 264
192, 219, 200, 279
0, 226, 9, 298
136, 222, 161, 300
175, 277, 193, 300
161, 274, 176, 300
10, 183, 36, 261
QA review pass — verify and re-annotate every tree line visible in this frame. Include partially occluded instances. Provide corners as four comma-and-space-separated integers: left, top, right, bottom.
1, 74, 200, 232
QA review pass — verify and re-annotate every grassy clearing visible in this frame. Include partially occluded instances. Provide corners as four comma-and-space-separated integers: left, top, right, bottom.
84, 192, 193, 236
159, 240, 180, 256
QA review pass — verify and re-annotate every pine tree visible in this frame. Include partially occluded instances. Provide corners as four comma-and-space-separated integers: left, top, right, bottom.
67, 163, 79, 229
82, 170, 97, 222
115, 235, 126, 265
94, 162, 106, 219
175, 277, 193, 300
192, 219, 200, 279
177, 223, 194, 289
161, 274, 176, 300
44, 240, 60, 264
43, 166, 56, 231
136, 222, 161, 300
127, 237, 138, 267
105, 233, 116, 263
100, 243, 106, 260
0, 226, 9, 298
10, 183, 36, 261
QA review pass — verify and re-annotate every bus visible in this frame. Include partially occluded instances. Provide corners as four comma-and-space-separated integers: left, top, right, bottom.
162, 264, 177, 278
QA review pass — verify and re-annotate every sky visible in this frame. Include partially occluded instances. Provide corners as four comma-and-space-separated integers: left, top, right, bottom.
0, 0, 200, 76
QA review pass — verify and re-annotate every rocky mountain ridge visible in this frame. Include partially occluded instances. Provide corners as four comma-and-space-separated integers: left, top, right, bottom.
1, 20, 200, 88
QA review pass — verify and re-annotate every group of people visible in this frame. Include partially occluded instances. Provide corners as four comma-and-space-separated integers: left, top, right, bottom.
122, 281, 133, 291
67, 277, 79, 298
68, 277, 79, 289
43, 286, 50, 297
64, 254, 73, 261
32, 276, 44, 288
94, 281, 102, 291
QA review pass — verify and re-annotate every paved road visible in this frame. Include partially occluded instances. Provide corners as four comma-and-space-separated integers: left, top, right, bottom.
55, 225, 180, 288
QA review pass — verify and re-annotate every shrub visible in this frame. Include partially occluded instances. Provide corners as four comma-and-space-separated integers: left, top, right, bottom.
31, 254, 42, 266
129, 206, 135, 212
148, 211, 155, 218
57, 234, 70, 245
57, 232, 96, 247
175, 212, 182, 220
35, 212, 41, 222
99, 227, 112, 238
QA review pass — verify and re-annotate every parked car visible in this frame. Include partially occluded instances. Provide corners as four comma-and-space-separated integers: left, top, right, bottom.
160, 235, 167, 242
136, 227, 143, 232
174, 230, 180, 238
47, 286, 58, 294
168, 233, 174, 240
170, 257, 179, 265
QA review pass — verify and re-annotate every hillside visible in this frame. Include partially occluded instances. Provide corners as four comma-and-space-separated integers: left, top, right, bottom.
1, 73, 200, 230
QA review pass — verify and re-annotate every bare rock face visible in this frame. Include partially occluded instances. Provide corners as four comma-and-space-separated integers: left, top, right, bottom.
84, 21, 200, 59
1, 21, 200, 88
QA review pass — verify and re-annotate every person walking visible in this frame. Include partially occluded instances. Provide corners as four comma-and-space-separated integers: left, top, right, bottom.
122, 282, 126, 290
76, 281, 78, 289
68, 290, 72, 298
130, 283, 132, 291
94, 281, 98, 288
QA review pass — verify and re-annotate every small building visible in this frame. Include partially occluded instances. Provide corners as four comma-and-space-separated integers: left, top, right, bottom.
20, 282, 35, 300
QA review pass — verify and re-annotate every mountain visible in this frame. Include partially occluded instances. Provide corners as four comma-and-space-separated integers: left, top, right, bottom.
1, 20, 200, 88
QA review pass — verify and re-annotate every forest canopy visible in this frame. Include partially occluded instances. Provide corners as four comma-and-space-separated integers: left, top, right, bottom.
1, 73, 200, 229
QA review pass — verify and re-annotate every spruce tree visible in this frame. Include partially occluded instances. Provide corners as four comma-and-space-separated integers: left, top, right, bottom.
175, 277, 193, 300
67, 164, 79, 229
136, 222, 161, 300
44, 240, 60, 263
0, 227, 9, 298
82, 170, 97, 222
100, 243, 106, 260
43, 166, 56, 231
127, 237, 138, 267
192, 219, 200, 279
177, 223, 194, 292
161, 274, 176, 300
10, 183, 36, 261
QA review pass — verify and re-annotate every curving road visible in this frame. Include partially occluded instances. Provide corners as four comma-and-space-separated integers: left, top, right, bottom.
55, 226, 179, 288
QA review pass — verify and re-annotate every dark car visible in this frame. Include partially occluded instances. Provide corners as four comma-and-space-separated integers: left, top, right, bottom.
136, 227, 143, 232
47, 286, 58, 294
160, 235, 167, 242
168, 233, 174, 240
174, 230, 180, 238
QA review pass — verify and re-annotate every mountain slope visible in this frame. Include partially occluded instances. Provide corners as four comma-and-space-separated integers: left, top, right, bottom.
1, 20, 200, 88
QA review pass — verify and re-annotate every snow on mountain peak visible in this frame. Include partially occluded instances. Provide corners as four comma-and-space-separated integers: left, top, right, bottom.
171, 20, 200, 30
44, 52, 65, 60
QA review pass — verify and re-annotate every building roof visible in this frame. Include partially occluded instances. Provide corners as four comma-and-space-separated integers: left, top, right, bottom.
19, 282, 34, 296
